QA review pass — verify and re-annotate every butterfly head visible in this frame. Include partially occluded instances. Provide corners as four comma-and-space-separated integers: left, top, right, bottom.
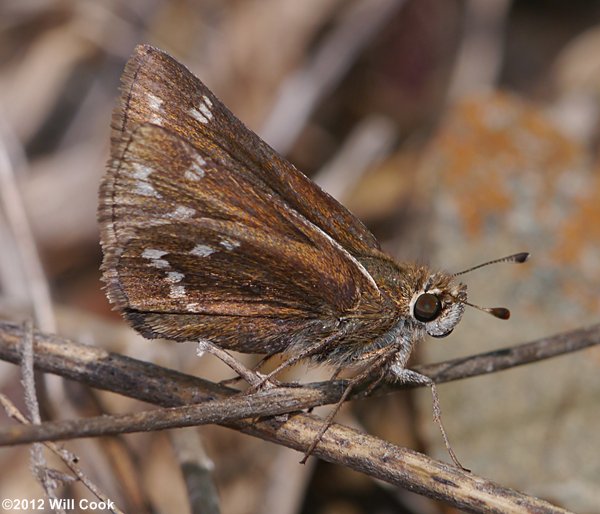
405, 252, 530, 338
408, 272, 467, 339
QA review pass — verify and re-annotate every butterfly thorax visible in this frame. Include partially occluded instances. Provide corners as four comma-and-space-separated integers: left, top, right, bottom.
359, 253, 468, 340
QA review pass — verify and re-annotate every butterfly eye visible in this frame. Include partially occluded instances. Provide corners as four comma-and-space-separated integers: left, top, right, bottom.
413, 293, 442, 322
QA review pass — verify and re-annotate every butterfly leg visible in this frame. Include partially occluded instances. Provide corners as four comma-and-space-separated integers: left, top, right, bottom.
300, 345, 399, 464
196, 340, 270, 388
328, 363, 345, 381
361, 365, 388, 396
304, 363, 346, 415
247, 333, 340, 392
389, 366, 467, 471
252, 350, 279, 371
218, 351, 280, 387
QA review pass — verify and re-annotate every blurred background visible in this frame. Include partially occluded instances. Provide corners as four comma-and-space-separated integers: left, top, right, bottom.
1, 0, 600, 512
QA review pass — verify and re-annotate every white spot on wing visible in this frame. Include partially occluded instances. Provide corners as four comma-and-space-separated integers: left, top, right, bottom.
136, 182, 160, 198
132, 163, 153, 180
166, 271, 184, 283
190, 244, 216, 257
147, 92, 163, 111
220, 239, 240, 250
166, 205, 196, 220
132, 163, 160, 198
184, 157, 205, 181
147, 93, 164, 124
142, 248, 170, 269
189, 96, 214, 124
170, 285, 187, 298
142, 249, 167, 259
185, 170, 202, 181
198, 100, 213, 121
189, 106, 209, 124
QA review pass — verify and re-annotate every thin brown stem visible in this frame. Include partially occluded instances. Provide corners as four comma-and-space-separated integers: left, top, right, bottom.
0, 320, 595, 513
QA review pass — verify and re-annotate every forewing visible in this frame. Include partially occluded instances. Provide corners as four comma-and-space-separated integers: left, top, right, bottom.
100, 123, 382, 351
111, 44, 380, 257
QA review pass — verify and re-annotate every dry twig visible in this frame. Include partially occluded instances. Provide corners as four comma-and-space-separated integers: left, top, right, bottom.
169, 430, 220, 514
0, 123, 56, 332
0, 393, 124, 514
0, 320, 595, 512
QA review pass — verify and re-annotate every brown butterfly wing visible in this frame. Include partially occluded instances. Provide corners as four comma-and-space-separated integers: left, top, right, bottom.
111, 44, 380, 257
100, 45, 390, 353
100, 122, 386, 352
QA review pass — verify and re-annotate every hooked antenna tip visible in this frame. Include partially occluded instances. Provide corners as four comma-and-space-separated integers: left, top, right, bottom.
513, 252, 530, 263
488, 307, 511, 320
462, 301, 511, 320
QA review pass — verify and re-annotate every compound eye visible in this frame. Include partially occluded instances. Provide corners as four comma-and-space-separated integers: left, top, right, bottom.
413, 293, 442, 322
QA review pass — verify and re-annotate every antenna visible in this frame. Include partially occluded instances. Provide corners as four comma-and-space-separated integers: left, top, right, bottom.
453, 252, 529, 277
462, 300, 510, 320
453, 251, 530, 320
